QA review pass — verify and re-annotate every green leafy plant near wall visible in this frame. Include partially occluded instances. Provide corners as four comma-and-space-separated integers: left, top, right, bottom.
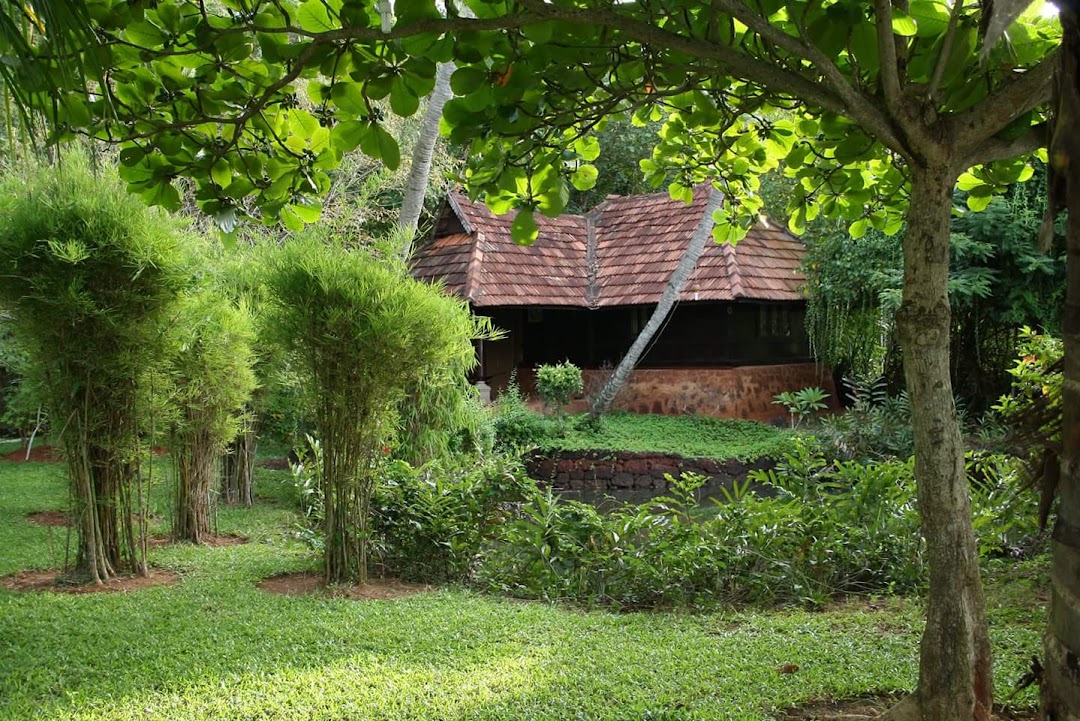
536, 361, 583, 434
772, 387, 830, 429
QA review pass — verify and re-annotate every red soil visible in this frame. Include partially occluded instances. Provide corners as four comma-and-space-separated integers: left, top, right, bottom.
0, 568, 179, 594
2, 444, 64, 463
26, 511, 69, 527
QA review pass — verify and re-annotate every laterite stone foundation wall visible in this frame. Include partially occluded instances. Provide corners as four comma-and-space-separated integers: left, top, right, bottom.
525, 450, 776, 494
585, 363, 835, 422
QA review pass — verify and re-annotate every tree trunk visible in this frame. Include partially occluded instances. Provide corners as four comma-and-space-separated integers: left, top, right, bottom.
174, 429, 215, 544
398, 64, 453, 259
221, 419, 257, 506
1043, 10, 1080, 719
890, 165, 992, 721
589, 186, 722, 418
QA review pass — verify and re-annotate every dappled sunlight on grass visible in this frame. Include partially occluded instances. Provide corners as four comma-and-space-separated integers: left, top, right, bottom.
0, 457, 1045, 720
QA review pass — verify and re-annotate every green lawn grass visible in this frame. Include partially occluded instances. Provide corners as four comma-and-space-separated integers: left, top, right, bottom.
541, 413, 791, 460
0, 457, 1045, 720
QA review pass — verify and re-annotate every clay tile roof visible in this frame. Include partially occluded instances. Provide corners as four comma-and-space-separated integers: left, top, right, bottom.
411, 186, 806, 307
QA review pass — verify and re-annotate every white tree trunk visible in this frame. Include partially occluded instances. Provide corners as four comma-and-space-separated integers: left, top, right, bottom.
589, 186, 723, 417
398, 61, 454, 259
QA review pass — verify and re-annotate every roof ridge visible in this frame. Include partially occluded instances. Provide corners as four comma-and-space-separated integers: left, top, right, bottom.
463, 231, 486, 303
446, 193, 475, 234
721, 238, 743, 299
584, 205, 604, 308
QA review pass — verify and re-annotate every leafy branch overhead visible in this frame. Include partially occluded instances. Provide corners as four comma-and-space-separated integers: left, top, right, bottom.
6, 0, 1059, 241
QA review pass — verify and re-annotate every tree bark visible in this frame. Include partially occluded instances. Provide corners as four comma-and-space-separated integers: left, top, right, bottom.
174, 427, 215, 544
1043, 10, 1080, 719
221, 419, 257, 507
398, 62, 452, 256
890, 165, 992, 721
589, 186, 723, 418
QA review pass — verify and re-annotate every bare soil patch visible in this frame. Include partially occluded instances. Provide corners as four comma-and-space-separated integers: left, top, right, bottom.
26, 510, 69, 527
2, 444, 64, 463
774, 695, 1035, 721
1, 568, 179, 594
147, 533, 249, 548
257, 457, 291, 471
257, 571, 432, 600
1, 445, 166, 462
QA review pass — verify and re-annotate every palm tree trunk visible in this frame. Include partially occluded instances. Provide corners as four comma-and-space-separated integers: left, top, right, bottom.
1043, 10, 1080, 718
589, 186, 722, 418
888, 164, 992, 721
398, 62, 453, 257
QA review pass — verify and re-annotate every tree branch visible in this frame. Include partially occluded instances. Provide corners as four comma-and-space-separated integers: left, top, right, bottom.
712, 0, 908, 156
519, 0, 908, 156
950, 49, 1058, 145
873, 0, 904, 111
958, 123, 1048, 169
927, 0, 963, 102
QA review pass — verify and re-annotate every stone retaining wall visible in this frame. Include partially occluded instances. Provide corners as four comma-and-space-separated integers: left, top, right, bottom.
525, 449, 775, 493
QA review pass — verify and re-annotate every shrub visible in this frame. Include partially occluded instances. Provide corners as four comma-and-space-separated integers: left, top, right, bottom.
477, 445, 927, 609
267, 237, 479, 583
536, 361, 584, 414
0, 158, 190, 582
370, 453, 533, 581
492, 373, 549, 450
772, 386, 829, 428
811, 375, 914, 462
167, 288, 257, 543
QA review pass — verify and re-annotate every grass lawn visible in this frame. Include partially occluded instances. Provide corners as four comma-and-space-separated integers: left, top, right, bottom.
0, 455, 1046, 720
541, 413, 791, 460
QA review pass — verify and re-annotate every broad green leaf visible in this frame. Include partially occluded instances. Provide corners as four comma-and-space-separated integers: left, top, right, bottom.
570, 164, 598, 191
849, 218, 869, 239
360, 124, 401, 170
389, 80, 420, 116
574, 136, 601, 162
142, 179, 181, 211
211, 160, 232, 188
125, 20, 166, 46
510, 209, 539, 245
956, 172, 981, 191
908, 0, 950, 38
289, 202, 323, 223
451, 67, 487, 96
891, 11, 918, 37
297, 1, 335, 33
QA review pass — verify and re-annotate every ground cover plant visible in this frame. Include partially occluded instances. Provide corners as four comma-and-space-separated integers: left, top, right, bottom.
0, 456, 1046, 721
538, 413, 791, 462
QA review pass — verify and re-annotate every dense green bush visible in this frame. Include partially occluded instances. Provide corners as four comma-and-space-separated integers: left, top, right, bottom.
267, 237, 480, 583
479, 454, 924, 608
811, 375, 914, 462
370, 454, 533, 581
167, 288, 257, 543
471, 437, 1040, 608
492, 374, 549, 451
536, 361, 583, 433
0, 159, 190, 582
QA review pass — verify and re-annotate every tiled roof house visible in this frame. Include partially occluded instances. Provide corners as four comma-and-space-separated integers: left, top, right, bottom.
411, 185, 833, 421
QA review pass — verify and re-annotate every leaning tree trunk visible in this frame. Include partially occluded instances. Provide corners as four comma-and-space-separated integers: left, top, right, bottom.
890, 165, 992, 721
1043, 10, 1080, 718
589, 186, 722, 418
398, 61, 453, 259
221, 417, 257, 506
